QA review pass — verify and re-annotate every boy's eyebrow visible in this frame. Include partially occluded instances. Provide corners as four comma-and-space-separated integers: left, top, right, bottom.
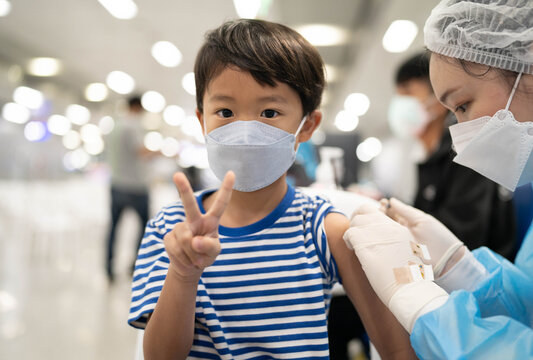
257, 95, 288, 104
208, 94, 235, 102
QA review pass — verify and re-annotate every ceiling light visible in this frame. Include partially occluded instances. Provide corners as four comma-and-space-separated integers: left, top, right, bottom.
2, 102, 30, 124
0, 0, 12, 17
356, 137, 382, 162
13, 86, 44, 110
334, 110, 359, 132
233, 0, 261, 18
27, 57, 61, 77
24, 121, 48, 142
182, 115, 202, 136
143, 131, 163, 151
47, 115, 71, 135
97, 0, 137, 20
85, 83, 108, 102
98, 116, 114, 135
106, 71, 135, 94
80, 123, 102, 143
63, 149, 90, 170
151, 41, 182, 68
65, 104, 91, 125
382, 20, 418, 53
161, 137, 180, 157
295, 24, 349, 46
62, 130, 81, 150
182, 72, 196, 96
344, 93, 370, 116
141, 91, 166, 113
84, 137, 105, 155
163, 105, 185, 126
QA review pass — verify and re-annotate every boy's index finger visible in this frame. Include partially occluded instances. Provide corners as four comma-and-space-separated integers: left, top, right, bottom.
173, 172, 201, 223
207, 171, 235, 219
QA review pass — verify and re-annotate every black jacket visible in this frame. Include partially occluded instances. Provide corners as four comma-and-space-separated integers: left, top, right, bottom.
414, 119, 516, 259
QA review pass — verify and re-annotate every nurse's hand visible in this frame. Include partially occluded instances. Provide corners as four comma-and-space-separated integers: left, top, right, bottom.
343, 204, 426, 306
383, 198, 464, 277
164, 171, 235, 283
343, 203, 449, 332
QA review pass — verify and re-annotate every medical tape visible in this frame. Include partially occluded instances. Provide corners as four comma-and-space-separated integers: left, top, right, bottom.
410, 241, 431, 261
393, 262, 434, 284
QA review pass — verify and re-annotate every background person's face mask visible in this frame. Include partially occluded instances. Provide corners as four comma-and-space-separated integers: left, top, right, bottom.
449, 73, 533, 191
387, 95, 431, 139
205, 117, 307, 192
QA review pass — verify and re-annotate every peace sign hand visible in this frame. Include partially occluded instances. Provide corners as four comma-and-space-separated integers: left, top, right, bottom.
164, 171, 235, 283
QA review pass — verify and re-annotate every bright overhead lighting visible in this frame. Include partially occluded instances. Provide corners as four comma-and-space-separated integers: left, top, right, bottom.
161, 137, 180, 157
356, 137, 382, 162
13, 86, 44, 110
84, 137, 105, 155
106, 71, 135, 94
98, 116, 115, 135
295, 24, 349, 46
85, 83, 108, 102
163, 105, 185, 126
62, 130, 81, 150
47, 115, 71, 135
80, 123, 102, 144
344, 93, 370, 116
2, 102, 31, 124
24, 121, 48, 142
334, 110, 359, 132
97, 0, 138, 20
65, 104, 91, 126
382, 20, 418, 53
182, 72, 196, 96
233, 0, 261, 18
27, 57, 61, 77
0, 0, 12, 17
151, 41, 182, 68
144, 131, 163, 151
141, 91, 166, 113
63, 149, 90, 170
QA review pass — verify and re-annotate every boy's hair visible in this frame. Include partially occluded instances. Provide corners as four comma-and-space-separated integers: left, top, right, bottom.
395, 52, 430, 86
194, 19, 325, 116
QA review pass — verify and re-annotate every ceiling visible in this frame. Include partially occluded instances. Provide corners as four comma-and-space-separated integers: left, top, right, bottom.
0, 0, 440, 140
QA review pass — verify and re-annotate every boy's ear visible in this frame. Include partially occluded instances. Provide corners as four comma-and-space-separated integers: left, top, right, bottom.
297, 110, 322, 143
196, 109, 205, 133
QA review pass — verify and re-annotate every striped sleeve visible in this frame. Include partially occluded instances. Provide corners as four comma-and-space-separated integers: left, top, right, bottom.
128, 202, 185, 329
309, 195, 341, 285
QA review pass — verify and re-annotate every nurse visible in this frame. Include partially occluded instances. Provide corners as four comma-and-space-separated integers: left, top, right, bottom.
344, 0, 533, 359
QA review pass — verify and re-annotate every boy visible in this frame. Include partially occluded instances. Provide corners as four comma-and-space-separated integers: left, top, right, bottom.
128, 19, 414, 359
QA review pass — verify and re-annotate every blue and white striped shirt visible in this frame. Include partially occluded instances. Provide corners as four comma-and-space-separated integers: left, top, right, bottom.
129, 185, 341, 359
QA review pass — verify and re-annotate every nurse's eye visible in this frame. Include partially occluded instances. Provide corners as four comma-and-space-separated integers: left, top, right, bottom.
455, 103, 469, 113
216, 109, 234, 118
261, 109, 279, 118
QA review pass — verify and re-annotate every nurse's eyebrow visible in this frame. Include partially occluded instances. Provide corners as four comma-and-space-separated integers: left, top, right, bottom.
439, 87, 460, 106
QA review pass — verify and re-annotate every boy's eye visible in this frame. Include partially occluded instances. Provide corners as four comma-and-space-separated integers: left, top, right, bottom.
216, 109, 234, 118
261, 109, 279, 118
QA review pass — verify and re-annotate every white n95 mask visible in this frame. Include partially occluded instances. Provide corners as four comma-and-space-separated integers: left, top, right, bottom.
449, 72, 533, 191
205, 118, 306, 192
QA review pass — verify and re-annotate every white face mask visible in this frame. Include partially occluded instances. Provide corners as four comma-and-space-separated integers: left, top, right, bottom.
388, 95, 431, 139
449, 72, 533, 191
204, 117, 306, 192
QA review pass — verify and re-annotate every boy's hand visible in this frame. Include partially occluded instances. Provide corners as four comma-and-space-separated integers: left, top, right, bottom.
164, 171, 235, 282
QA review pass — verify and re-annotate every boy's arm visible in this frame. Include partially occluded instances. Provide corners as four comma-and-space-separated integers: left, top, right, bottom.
144, 172, 235, 360
143, 263, 198, 359
325, 212, 417, 360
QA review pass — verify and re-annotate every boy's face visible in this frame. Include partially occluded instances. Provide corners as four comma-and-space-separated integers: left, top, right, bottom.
197, 67, 321, 142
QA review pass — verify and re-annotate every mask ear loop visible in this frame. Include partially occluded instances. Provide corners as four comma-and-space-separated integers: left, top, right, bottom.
293, 115, 308, 151
505, 72, 523, 111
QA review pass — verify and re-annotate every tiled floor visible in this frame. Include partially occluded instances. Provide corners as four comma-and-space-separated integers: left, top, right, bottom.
0, 178, 177, 359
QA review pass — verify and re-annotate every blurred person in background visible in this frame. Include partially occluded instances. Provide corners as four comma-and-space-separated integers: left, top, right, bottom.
105, 96, 152, 282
